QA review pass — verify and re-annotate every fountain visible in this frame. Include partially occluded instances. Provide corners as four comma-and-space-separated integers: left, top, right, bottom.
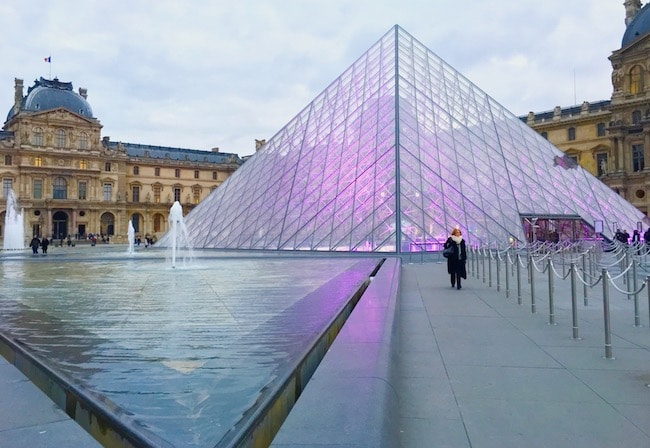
3, 189, 25, 251
168, 201, 192, 268
127, 220, 135, 255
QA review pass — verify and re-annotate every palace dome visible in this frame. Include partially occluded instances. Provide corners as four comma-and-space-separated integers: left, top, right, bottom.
622, 3, 650, 47
6, 77, 94, 122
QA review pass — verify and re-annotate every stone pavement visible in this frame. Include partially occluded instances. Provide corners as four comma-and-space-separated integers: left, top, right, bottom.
398, 261, 650, 448
0, 354, 101, 448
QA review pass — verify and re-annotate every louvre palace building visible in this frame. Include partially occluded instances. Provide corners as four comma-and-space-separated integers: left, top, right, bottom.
524, 1, 650, 219
0, 76, 243, 244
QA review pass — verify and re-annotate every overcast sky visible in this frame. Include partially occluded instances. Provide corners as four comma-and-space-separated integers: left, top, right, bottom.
0, 0, 631, 157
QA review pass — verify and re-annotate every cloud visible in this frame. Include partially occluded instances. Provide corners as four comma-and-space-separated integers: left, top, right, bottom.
0, 0, 633, 156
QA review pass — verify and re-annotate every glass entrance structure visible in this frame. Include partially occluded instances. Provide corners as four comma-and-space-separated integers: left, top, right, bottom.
162, 25, 647, 253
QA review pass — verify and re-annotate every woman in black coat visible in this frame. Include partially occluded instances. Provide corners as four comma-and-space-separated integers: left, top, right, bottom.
444, 228, 467, 289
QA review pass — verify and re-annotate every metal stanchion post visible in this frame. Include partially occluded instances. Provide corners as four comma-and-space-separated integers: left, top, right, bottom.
517, 253, 522, 305
570, 263, 579, 339
582, 253, 589, 306
602, 268, 613, 359
625, 250, 630, 292
496, 254, 500, 292
482, 250, 486, 284
530, 257, 536, 314
633, 260, 641, 327
647, 275, 650, 327
548, 258, 555, 325
505, 253, 510, 299
488, 250, 493, 288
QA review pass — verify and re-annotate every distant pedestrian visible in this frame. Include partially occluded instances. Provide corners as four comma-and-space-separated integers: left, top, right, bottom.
444, 227, 467, 290
41, 236, 49, 254
30, 236, 40, 255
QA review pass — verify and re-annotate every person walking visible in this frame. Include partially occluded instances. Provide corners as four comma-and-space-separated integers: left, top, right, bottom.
41, 236, 50, 254
30, 236, 40, 255
444, 227, 467, 289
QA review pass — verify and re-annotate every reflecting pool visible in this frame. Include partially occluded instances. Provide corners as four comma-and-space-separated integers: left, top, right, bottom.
0, 247, 378, 447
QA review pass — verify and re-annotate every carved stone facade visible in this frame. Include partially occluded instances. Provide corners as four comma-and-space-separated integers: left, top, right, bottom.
525, 3, 650, 217
0, 77, 243, 245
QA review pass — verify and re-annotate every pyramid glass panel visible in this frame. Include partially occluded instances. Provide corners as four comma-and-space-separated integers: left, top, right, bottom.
160, 25, 648, 253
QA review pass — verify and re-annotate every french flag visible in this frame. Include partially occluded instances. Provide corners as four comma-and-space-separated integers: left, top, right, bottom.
44, 56, 51, 63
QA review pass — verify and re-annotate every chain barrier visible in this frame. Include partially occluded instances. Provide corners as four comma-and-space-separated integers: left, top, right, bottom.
466, 239, 649, 360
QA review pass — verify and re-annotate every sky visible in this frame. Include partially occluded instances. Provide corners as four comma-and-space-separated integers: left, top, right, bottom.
0, 0, 631, 157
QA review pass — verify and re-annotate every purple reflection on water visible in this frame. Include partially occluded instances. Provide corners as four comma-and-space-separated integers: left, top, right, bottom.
0, 252, 379, 446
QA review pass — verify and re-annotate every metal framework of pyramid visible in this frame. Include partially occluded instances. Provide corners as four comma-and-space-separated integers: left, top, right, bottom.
165, 25, 647, 253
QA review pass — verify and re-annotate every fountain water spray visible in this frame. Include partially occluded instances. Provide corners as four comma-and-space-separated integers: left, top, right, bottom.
168, 201, 193, 268
3, 189, 25, 251
127, 220, 135, 255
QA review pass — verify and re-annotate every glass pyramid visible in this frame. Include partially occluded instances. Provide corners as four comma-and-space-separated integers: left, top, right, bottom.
163, 25, 647, 253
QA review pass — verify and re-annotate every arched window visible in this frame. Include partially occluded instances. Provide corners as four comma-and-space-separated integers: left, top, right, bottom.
79, 132, 89, 150
633, 110, 642, 125
53, 177, 67, 199
33, 127, 44, 146
630, 65, 643, 94
55, 129, 66, 148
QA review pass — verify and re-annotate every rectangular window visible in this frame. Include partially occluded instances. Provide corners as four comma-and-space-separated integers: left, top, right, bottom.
56, 129, 66, 147
568, 127, 576, 141
33, 179, 43, 199
155, 167, 160, 176
2, 178, 12, 199
174, 187, 181, 202
193, 186, 200, 204
597, 123, 606, 137
596, 153, 608, 176
175, 168, 180, 178
212, 171, 217, 180
132, 185, 140, 203
154, 186, 161, 203
80, 160, 88, 170
631, 66, 642, 94
133, 166, 139, 175
34, 157, 42, 167
79, 132, 88, 150
4, 155, 11, 165
34, 130, 43, 146
632, 144, 645, 171
53, 177, 67, 199
194, 169, 199, 179
103, 183, 112, 201
105, 162, 111, 172
78, 181, 87, 200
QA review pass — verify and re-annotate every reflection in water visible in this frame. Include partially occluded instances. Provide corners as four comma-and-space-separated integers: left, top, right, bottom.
0, 250, 377, 447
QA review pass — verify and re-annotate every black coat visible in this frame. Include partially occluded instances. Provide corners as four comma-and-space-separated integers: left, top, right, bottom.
444, 237, 467, 278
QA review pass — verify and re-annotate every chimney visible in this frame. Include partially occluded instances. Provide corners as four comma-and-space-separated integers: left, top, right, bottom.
211, 147, 220, 152
79, 87, 88, 99
14, 78, 24, 113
